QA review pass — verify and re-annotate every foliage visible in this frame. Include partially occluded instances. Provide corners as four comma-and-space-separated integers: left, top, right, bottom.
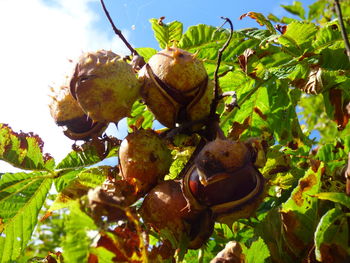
1, 0, 350, 262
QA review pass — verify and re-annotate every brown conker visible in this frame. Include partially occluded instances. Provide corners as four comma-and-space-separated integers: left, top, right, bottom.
70, 50, 142, 123
182, 137, 266, 225
119, 129, 172, 195
139, 47, 213, 128
49, 84, 106, 140
140, 180, 214, 249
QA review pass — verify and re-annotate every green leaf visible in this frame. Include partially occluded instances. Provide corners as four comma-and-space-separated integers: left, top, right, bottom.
255, 208, 294, 263
0, 172, 53, 262
308, 0, 328, 21
179, 25, 262, 67
298, 93, 339, 144
135, 47, 157, 62
179, 24, 226, 49
258, 46, 292, 70
77, 167, 111, 189
281, 17, 299, 24
316, 142, 347, 172
314, 207, 349, 262
218, 70, 251, 93
240, 28, 272, 41
321, 70, 350, 92
282, 163, 322, 213
320, 47, 350, 70
286, 62, 309, 81
281, 1, 306, 19
56, 141, 105, 169
221, 78, 273, 139
62, 201, 97, 263
244, 237, 270, 263
267, 82, 308, 145
128, 100, 154, 131
179, 25, 256, 63
89, 247, 115, 263
280, 163, 323, 256
267, 13, 281, 23
179, 24, 229, 59
224, 37, 260, 62
55, 167, 108, 194
278, 21, 318, 56
47, 192, 77, 212
167, 148, 191, 180
239, 12, 276, 33
313, 192, 350, 209
54, 169, 82, 193
149, 18, 183, 49
214, 223, 234, 240
312, 26, 343, 51
261, 146, 291, 179
0, 124, 54, 171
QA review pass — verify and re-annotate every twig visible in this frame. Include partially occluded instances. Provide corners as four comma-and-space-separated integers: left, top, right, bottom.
217, 67, 234, 78
220, 91, 240, 112
345, 152, 350, 196
100, 0, 139, 56
334, 0, 350, 63
161, 117, 210, 139
210, 17, 234, 116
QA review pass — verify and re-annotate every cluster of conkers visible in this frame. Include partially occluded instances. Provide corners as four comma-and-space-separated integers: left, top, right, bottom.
49, 46, 213, 141
48, 44, 268, 256
87, 128, 172, 222
140, 136, 266, 250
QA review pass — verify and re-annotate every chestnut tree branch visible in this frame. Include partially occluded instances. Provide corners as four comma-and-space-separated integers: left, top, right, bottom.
100, 0, 139, 56
334, 0, 350, 62
210, 17, 234, 117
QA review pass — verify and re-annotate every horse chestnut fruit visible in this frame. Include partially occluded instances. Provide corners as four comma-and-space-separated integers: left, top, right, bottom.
139, 47, 213, 128
49, 84, 106, 140
182, 138, 265, 225
140, 180, 214, 249
70, 50, 142, 122
119, 129, 172, 195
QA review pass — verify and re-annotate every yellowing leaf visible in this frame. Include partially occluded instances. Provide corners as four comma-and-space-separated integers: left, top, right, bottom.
239, 12, 275, 33
280, 163, 323, 257
314, 207, 349, 262
0, 124, 54, 171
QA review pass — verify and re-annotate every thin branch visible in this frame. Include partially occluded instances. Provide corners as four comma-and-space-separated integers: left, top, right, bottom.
334, 0, 350, 63
217, 67, 234, 78
220, 91, 240, 112
161, 117, 209, 139
210, 17, 234, 117
345, 152, 350, 196
100, 0, 139, 56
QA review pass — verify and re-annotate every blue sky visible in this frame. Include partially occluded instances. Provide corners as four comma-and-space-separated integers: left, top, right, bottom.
87, 0, 317, 49
0, 0, 318, 171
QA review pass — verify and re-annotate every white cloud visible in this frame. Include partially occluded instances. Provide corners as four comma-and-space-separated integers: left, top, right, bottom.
0, 0, 130, 172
